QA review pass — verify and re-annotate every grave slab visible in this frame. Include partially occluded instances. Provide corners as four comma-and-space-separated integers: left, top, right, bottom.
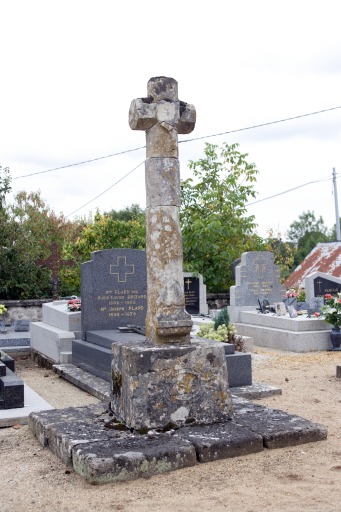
72, 435, 197, 484
174, 421, 263, 462
232, 397, 327, 448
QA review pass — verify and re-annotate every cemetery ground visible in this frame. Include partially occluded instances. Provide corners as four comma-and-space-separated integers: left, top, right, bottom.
0, 349, 340, 512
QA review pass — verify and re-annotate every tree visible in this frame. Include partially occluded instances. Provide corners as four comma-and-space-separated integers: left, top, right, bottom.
61, 210, 146, 293
105, 204, 145, 222
287, 211, 328, 244
180, 142, 265, 291
287, 211, 330, 267
293, 230, 329, 267
0, 189, 84, 299
0, 165, 11, 211
264, 229, 295, 281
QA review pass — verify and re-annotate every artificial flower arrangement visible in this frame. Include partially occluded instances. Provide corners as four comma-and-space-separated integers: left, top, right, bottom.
0, 304, 7, 316
67, 298, 81, 312
286, 287, 306, 302
321, 293, 341, 327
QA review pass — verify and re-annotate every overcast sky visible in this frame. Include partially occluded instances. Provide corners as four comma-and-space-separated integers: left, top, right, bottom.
1, 0, 341, 239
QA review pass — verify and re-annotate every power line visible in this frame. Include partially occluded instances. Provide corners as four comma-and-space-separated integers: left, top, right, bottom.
247, 176, 333, 207
180, 105, 341, 144
65, 160, 145, 218
12, 104, 341, 180
12, 146, 145, 180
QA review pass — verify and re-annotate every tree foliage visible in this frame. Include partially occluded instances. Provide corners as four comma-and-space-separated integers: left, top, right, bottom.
61, 210, 146, 293
180, 142, 264, 291
287, 211, 328, 244
287, 211, 330, 268
0, 180, 84, 299
264, 229, 295, 281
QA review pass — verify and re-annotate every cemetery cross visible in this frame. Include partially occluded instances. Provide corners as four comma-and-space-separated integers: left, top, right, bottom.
129, 76, 196, 345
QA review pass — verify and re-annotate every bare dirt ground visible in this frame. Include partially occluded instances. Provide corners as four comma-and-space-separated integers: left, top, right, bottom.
1, 348, 340, 512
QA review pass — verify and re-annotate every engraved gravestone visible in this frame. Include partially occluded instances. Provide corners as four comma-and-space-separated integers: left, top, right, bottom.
183, 272, 209, 316
81, 249, 147, 339
305, 271, 341, 302
230, 251, 286, 307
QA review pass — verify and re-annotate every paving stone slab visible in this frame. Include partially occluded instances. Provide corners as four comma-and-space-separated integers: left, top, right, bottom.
232, 397, 327, 448
29, 402, 110, 446
72, 434, 197, 484
53, 364, 110, 400
231, 382, 282, 400
174, 421, 263, 462
43, 416, 135, 465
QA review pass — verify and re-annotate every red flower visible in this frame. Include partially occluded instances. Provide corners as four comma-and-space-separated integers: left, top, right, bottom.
325, 294, 332, 300
314, 312, 320, 317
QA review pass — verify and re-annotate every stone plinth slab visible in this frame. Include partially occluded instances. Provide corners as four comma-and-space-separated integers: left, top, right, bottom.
30, 322, 73, 363
111, 340, 233, 430
240, 310, 329, 331
233, 398, 327, 448
29, 402, 109, 448
174, 422, 263, 462
42, 301, 81, 332
53, 364, 111, 401
72, 435, 197, 484
235, 323, 331, 352
29, 397, 327, 484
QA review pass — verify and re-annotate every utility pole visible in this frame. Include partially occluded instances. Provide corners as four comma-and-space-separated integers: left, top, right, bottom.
333, 168, 341, 241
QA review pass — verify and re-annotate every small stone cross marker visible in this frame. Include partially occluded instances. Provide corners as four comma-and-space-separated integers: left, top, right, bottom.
36, 242, 74, 297
129, 77, 196, 345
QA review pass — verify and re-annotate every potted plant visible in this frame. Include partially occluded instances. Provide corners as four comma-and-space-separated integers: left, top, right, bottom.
321, 293, 341, 350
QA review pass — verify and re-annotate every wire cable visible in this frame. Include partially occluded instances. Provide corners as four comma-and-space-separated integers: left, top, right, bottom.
247, 176, 333, 207
65, 160, 145, 218
12, 104, 341, 180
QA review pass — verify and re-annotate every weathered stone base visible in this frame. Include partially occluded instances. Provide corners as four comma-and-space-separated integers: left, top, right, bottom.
111, 340, 233, 430
29, 397, 327, 485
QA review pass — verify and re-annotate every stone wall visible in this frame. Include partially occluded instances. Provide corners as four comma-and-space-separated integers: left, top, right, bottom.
207, 293, 229, 311
1, 299, 52, 324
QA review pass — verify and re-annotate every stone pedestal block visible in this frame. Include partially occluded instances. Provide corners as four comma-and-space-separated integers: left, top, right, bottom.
111, 341, 233, 430
42, 301, 81, 332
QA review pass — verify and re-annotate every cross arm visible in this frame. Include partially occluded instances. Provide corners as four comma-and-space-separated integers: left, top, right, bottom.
129, 97, 157, 131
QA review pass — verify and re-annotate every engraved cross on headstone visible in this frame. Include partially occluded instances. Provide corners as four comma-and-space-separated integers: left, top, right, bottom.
129, 77, 196, 345
110, 257, 134, 283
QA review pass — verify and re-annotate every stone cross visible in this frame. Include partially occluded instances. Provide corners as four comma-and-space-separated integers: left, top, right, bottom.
36, 242, 74, 297
129, 76, 196, 345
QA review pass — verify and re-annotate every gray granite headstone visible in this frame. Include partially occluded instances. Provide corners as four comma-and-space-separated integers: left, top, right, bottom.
305, 271, 341, 302
14, 319, 30, 332
230, 251, 286, 307
81, 249, 147, 339
309, 297, 325, 314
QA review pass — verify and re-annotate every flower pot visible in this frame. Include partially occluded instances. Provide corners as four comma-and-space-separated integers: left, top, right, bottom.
330, 327, 341, 351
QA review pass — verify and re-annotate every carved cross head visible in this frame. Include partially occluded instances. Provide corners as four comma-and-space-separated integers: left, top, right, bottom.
129, 76, 196, 138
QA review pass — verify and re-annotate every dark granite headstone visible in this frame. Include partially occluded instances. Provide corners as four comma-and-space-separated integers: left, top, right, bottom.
313, 276, 341, 297
81, 249, 147, 339
184, 276, 200, 315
